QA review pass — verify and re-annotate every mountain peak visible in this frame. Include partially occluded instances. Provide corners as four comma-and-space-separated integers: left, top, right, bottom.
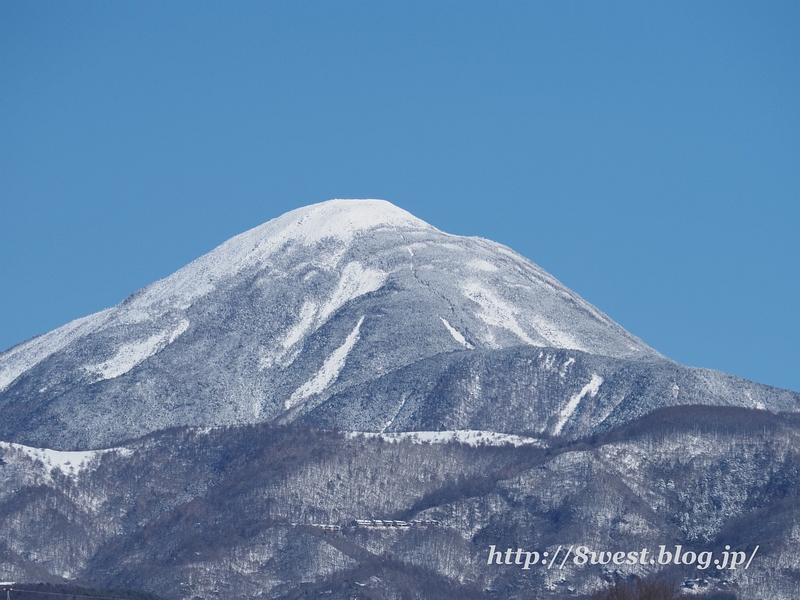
1, 199, 675, 448
266, 199, 434, 246
106, 200, 433, 320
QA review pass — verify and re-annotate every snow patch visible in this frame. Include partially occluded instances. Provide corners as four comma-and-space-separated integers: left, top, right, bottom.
0, 441, 132, 478
86, 319, 189, 381
0, 309, 112, 392
468, 259, 498, 272
286, 316, 364, 409
489, 240, 649, 349
259, 302, 318, 371
283, 301, 317, 350
381, 392, 410, 432
440, 317, 474, 349
348, 430, 546, 448
560, 357, 576, 378
743, 389, 765, 410
260, 262, 384, 372
528, 314, 585, 352
462, 281, 535, 345
317, 262, 386, 325
552, 374, 604, 436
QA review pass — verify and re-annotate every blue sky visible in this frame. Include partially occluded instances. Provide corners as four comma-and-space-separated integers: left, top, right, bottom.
2, 1, 798, 391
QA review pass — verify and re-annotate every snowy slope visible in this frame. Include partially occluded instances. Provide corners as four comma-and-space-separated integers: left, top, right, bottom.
1, 200, 797, 449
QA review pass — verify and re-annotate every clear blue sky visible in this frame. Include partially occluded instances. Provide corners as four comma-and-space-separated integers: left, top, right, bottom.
2, 2, 798, 392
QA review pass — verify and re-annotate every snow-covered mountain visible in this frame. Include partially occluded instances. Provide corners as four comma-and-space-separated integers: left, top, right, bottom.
3, 200, 800, 599
1, 200, 797, 450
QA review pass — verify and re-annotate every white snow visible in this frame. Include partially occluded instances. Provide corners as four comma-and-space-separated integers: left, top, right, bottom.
440, 317, 474, 349
317, 262, 386, 325
347, 430, 546, 448
0, 309, 111, 392
468, 259, 499, 272
1, 199, 660, 403
489, 240, 654, 355
117, 200, 430, 316
259, 302, 319, 371
0, 201, 421, 381
0, 441, 132, 478
286, 316, 365, 409
552, 374, 604, 436
381, 392, 410, 432
277, 199, 432, 247
528, 314, 585, 351
560, 357, 576, 378
259, 262, 384, 372
462, 281, 535, 345
282, 301, 317, 350
743, 389, 766, 410
85, 319, 189, 381
260, 261, 383, 371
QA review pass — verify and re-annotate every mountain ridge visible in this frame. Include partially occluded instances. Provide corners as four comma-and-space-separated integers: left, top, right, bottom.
2, 199, 799, 599
1, 200, 796, 452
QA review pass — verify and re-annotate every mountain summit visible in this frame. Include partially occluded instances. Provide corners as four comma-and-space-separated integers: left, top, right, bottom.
2, 201, 800, 600
0, 200, 795, 449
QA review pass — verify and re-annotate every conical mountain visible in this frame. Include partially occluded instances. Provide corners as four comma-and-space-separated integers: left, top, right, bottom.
1, 200, 796, 449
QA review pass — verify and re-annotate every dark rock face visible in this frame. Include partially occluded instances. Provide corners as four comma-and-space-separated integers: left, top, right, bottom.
0, 200, 798, 598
